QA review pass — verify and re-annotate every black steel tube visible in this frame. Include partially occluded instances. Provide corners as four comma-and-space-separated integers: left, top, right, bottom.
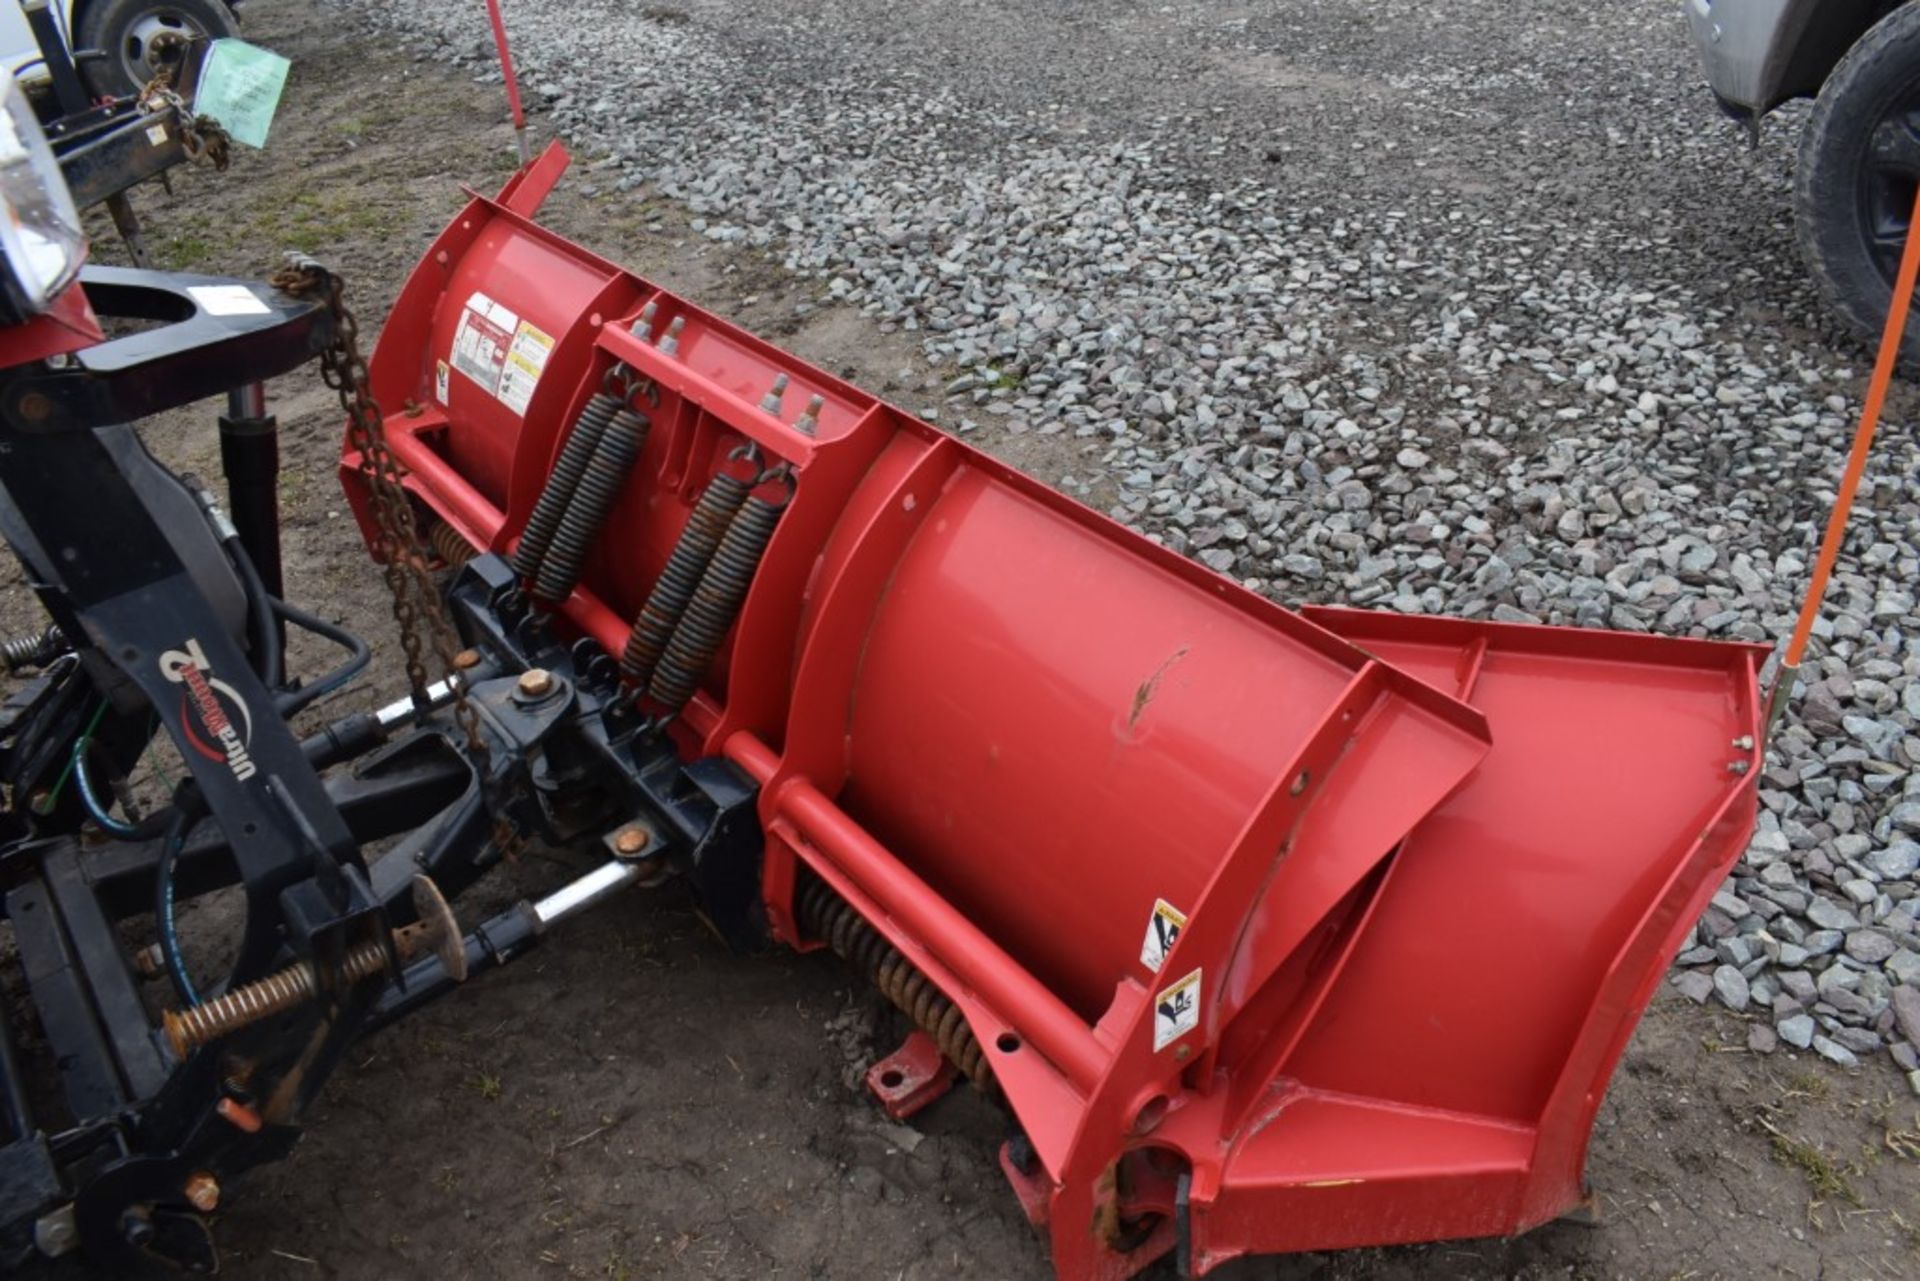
24, 0, 88, 117
219, 393, 284, 605
0, 1000, 32, 1144
362, 902, 543, 1033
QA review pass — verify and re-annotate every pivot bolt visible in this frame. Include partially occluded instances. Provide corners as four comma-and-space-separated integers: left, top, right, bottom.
454, 648, 482, 669
133, 943, 166, 980
517, 668, 555, 699
613, 825, 651, 857
182, 1172, 219, 1214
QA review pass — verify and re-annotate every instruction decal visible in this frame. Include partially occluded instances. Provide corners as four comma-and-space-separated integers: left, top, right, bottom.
448, 291, 554, 416
434, 359, 450, 405
497, 319, 556, 415
450, 290, 516, 393
1153, 968, 1201, 1051
1139, 898, 1187, 974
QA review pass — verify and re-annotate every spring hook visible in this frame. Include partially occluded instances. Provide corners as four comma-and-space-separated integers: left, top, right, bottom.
602, 361, 636, 397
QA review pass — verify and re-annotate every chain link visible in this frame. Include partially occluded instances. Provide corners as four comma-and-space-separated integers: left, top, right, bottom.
271, 257, 488, 760
137, 75, 232, 172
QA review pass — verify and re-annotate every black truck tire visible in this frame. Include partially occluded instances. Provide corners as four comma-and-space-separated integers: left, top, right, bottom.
1795, 0, 1920, 366
75, 0, 239, 100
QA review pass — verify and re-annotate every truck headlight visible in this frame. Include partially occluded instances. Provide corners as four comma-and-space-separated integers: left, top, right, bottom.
0, 73, 84, 324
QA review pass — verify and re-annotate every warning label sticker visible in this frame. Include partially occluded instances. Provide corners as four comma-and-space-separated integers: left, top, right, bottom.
1154, 968, 1201, 1051
1139, 898, 1187, 974
497, 319, 556, 415
450, 290, 515, 392
434, 359, 450, 405
448, 291, 554, 417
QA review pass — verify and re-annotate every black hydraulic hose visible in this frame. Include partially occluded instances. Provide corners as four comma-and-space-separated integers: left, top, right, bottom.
72, 735, 174, 841
271, 598, 371, 715
154, 791, 208, 1008
227, 517, 285, 691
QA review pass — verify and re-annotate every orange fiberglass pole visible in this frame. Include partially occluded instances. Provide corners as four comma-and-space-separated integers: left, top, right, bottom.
1768, 183, 1920, 738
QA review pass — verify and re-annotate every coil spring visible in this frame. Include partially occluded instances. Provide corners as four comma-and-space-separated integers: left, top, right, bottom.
0, 623, 62, 671
794, 877, 993, 1090
531, 403, 649, 605
510, 391, 620, 582
620, 468, 754, 690
428, 520, 477, 568
162, 938, 390, 1057
645, 490, 784, 713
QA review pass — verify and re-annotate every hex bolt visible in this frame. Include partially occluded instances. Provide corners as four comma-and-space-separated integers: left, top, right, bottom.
182, 1172, 219, 1214
793, 394, 824, 437
516, 667, 555, 699
1731, 735, 1755, 750
216, 1097, 263, 1134
454, 648, 482, 670
1727, 759, 1751, 775
760, 373, 789, 415
657, 316, 685, 357
631, 301, 658, 342
133, 943, 166, 980
613, 825, 651, 857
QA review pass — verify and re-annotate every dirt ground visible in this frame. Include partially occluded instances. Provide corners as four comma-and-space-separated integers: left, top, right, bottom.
5, 1, 1918, 1277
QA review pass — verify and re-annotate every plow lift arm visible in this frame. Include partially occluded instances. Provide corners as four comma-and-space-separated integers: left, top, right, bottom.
0, 86, 1773, 1281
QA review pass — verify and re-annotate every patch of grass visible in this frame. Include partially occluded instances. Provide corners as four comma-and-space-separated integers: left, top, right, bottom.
1887, 1112, 1920, 1163
162, 234, 214, 269
1783, 1070, 1831, 1101
465, 1071, 502, 1101
241, 189, 404, 255
1762, 1116, 1862, 1208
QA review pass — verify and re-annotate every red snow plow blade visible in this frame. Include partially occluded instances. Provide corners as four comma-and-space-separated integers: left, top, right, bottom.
347, 144, 1765, 1279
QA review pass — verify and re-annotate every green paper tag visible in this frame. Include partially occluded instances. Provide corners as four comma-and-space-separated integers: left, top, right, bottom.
192, 39, 290, 150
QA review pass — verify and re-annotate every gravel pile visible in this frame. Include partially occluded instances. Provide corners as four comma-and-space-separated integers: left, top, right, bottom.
337, 0, 1920, 1083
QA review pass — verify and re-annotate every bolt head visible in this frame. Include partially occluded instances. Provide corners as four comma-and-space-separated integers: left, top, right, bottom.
517, 667, 554, 698
614, 826, 650, 856
455, 648, 482, 670
182, 1172, 219, 1214
134, 943, 165, 980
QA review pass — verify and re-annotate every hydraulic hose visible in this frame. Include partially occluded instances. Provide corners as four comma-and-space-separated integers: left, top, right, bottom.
155, 793, 209, 1008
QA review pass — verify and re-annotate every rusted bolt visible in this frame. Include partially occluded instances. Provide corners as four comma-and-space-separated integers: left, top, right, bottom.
181, 1172, 219, 1214
133, 943, 166, 980
1173, 1045, 1193, 1063
613, 826, 651, 857
216, 1097, 263, 1134
454, 648, 481, 670
516, 668, 554, 698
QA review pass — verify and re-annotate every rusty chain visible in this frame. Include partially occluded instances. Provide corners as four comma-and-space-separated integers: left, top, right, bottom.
270, 256, 489, 760
136, 76, 232, 172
